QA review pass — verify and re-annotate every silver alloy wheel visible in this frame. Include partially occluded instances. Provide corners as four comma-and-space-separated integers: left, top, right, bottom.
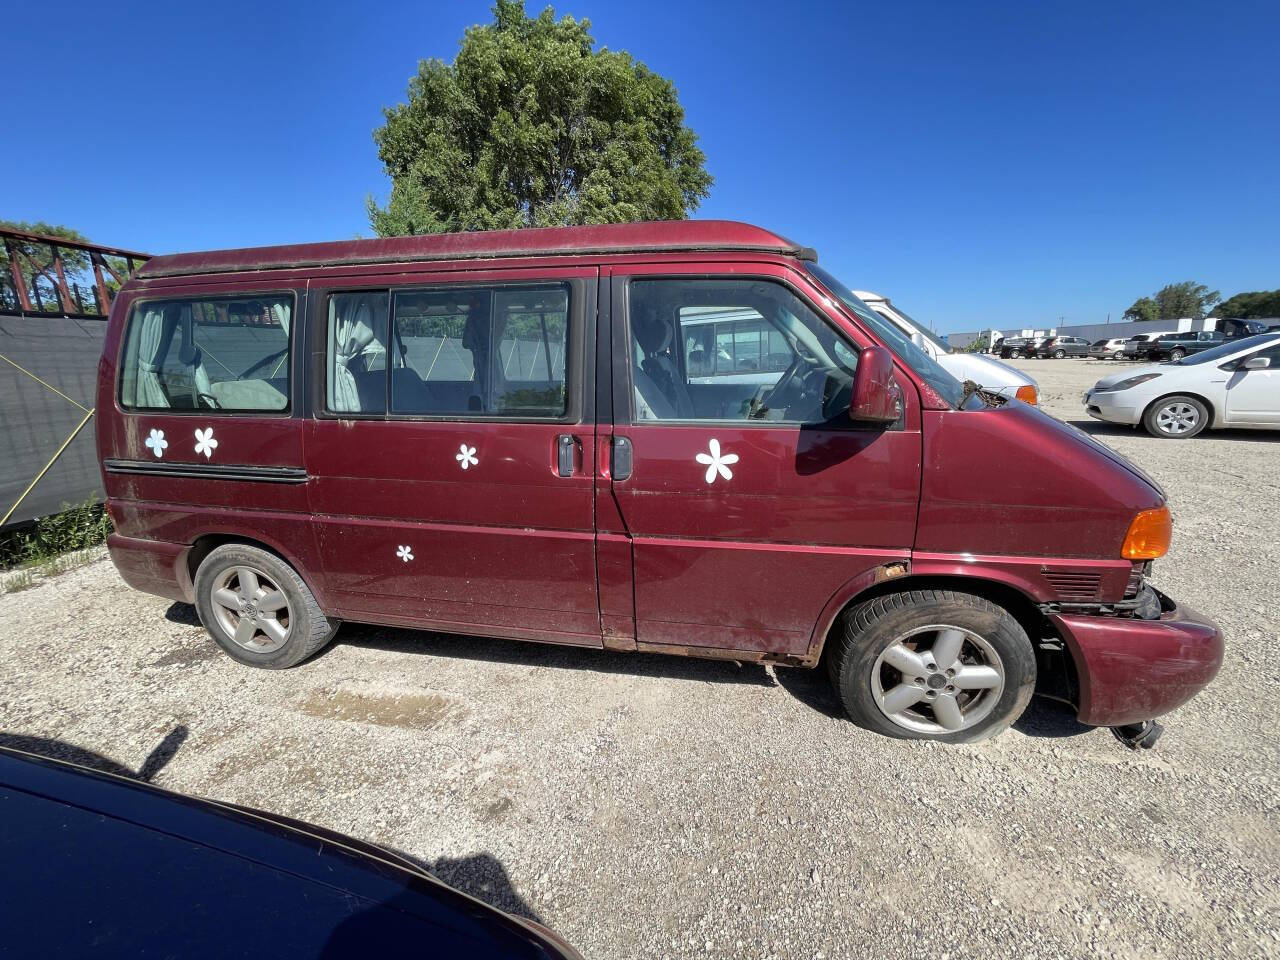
1155, 401, 1200, 436
870, 624, 1005, 735
209, 565, 293, 654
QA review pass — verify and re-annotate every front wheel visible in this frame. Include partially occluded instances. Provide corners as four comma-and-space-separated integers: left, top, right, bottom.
194, 544, 338, 668
1143, 395, 1208, 439
826, 589, 1036, 743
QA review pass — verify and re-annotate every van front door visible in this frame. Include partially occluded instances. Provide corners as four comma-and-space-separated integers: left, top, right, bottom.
606, 264, 921, 659
305, 268, 600, 646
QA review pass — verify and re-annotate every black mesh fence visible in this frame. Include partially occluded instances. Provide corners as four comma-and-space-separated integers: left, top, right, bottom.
0, 316, 105, 528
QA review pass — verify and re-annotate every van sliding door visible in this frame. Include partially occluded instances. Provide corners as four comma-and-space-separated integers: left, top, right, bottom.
304, 267, 601, 646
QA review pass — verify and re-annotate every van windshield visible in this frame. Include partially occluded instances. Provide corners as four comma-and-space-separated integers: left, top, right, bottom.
805, 265, 966, 408
878, 301, 953, 354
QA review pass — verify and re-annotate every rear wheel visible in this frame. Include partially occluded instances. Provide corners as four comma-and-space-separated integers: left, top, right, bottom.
194, 544, 337, 668
1053, 349, 1066, 359
1008, 349, 1022, 359
1168, 348, 1186, 361
1143, 395, 1208, 439
826, 589, 1036, 743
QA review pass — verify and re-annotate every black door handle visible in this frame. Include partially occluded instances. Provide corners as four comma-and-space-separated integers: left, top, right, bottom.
556, 435, 577, 477
612, 436, 632, 481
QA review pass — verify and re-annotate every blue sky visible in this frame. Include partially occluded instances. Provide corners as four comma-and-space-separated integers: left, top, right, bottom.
3, 0, 1276, 332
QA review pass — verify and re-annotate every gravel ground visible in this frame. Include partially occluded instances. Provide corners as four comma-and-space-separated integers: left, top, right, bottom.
2, 357, 1278, 959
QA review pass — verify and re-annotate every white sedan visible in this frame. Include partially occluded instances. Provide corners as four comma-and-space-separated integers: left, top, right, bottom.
1085, 333, 1280, 438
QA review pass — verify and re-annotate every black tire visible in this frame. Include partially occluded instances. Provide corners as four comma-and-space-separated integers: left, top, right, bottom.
1142, 394, 1209, 439
826, 589, 1035, 743
1168, 348, 1186, 361
1008, 349, 1021, 359
1053, 349, 1066, 359
194, 543, 338, 668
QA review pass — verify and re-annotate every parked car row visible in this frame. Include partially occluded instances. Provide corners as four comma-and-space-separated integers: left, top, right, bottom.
998, 318, 1275, 362
1086, 332, 1280, 438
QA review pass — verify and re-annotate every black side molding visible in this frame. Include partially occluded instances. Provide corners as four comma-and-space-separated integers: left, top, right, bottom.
103, 459, 308, 484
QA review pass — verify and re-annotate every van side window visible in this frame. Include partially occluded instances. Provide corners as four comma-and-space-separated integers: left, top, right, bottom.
120, 295, 292, 411
388, 285, 569, 418
629, 278, 857, 424
327, 292, 389, 414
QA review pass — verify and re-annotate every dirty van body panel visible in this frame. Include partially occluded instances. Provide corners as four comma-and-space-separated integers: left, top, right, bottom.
303, 268, 601, 646
1051, 595, 1224, 726
607, 262, 922, 658
915, 404, 1162, 581
97, 279, 324, 604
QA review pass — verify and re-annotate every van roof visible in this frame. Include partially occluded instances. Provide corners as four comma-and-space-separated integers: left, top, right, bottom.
136, 220, 817, 280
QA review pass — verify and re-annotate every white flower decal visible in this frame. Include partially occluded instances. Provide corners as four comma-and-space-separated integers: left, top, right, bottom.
396, 545, 414, 563
194, 427, 218, 459
456, 444, 478, 470
695, 438, 739, 484
144, 428, 168, 458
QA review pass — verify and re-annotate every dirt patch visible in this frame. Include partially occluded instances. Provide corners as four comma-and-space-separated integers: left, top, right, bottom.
152, 641, 222, 668
299, 683, 468, 730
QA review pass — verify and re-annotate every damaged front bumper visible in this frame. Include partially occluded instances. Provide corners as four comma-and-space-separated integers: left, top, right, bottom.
1047, 587, 1224, 727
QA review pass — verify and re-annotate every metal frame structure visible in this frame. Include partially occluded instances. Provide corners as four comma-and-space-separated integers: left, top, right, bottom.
1, 227, 150, 319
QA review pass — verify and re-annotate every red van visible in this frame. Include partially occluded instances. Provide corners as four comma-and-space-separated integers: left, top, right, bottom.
96, 221, 1223, 743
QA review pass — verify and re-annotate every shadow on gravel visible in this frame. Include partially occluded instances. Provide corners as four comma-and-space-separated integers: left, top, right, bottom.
164, 602, 202, 626
1013, 697, 1094, 738
1068, 418, 1280, 443
331, 622, 777, 687
772, 664, 844, 719
0, 724, 189, 782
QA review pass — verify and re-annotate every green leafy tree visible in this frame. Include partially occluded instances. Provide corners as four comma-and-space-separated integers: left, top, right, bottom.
962, 330, 995, 352
1211, 289, 1280, 319
368, 0, 713, 236
1153, 281, 1220, 320
1122, 296, 1159, 323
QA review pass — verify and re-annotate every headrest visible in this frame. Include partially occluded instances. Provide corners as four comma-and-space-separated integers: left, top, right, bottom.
633, 305, 672, 355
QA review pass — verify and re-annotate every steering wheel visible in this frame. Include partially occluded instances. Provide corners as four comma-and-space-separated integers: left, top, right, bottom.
756, 356, 808, 414
196, 392, 222, 410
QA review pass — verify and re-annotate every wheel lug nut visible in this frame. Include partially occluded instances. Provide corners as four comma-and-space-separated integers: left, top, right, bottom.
946, 685, 955, 693
946, 668, 956, 677
926, 690, 937, 698
914, 677, 925, 685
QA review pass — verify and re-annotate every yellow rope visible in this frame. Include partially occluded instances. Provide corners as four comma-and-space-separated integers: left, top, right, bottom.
1, 408, 96, 527
0, 350, 91, 413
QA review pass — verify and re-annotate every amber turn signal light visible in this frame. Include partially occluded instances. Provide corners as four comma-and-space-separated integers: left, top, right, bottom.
1014, 385, 1038, 405
1122, 505, 1172, 560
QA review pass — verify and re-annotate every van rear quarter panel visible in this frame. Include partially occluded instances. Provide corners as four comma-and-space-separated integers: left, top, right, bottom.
98, 278, 324, 602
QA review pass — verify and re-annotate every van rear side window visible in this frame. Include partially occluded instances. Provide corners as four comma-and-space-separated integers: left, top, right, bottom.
120, 295, 292, 412
325, 284, 570, 419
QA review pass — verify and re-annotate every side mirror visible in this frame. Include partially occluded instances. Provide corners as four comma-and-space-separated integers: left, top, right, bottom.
1243, 356, 1272, 370
849, 345, 902, 424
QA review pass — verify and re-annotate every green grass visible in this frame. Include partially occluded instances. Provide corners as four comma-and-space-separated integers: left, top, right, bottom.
0, 499, 113, 591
